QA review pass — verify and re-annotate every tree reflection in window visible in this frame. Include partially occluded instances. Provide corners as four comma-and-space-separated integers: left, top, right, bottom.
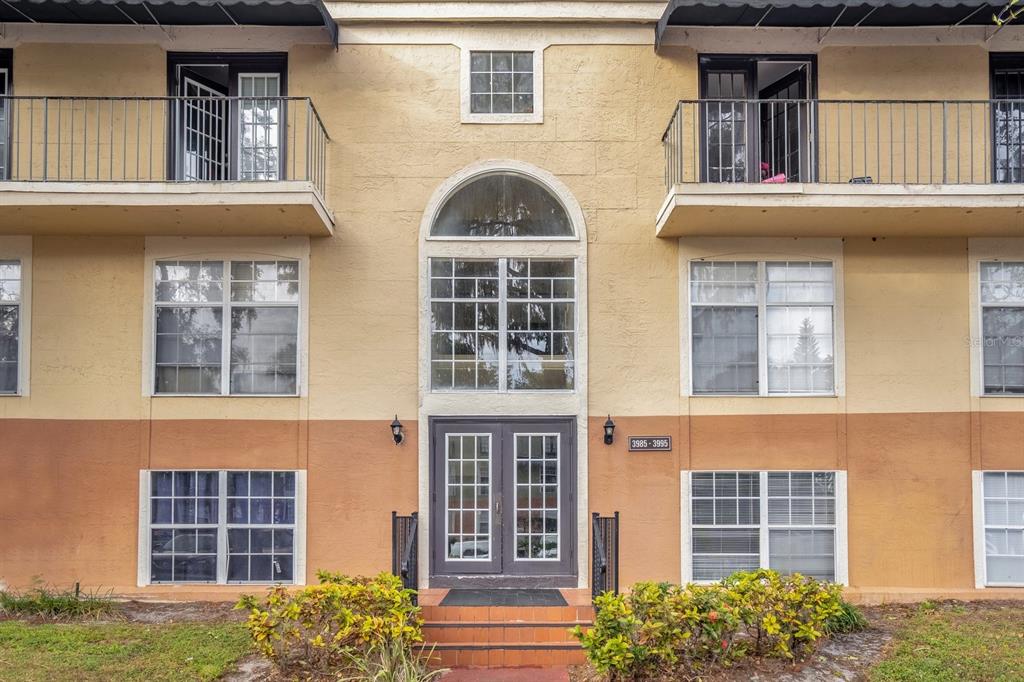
431, 173, 573, 238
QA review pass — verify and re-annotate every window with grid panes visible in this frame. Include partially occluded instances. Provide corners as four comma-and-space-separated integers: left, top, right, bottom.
148, 470, 299, 584
980, 262, 1024, 394
153, 259, 299, 395
0, 260, 20, 394
690, 260, 834, 395
430, 257, 575, 391
690, 471, 839, 581
982, 472, 1024, 585
470, 51, 534, 115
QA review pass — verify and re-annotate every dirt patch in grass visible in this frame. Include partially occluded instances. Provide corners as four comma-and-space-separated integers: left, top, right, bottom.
119, 599, 243, 624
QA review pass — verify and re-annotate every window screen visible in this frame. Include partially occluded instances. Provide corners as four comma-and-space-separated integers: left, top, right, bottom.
470, 51, 534, 115
980, 262, 1024, 395
690, 471, 840, 582
982, 471, 1024, 585
149, 470, 299, 585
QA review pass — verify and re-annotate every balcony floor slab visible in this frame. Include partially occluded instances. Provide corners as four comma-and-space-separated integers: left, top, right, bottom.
0, 181, 334, 237
657, 183, 1024, 238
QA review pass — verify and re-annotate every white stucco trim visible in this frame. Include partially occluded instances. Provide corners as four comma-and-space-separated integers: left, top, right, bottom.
0, 236, 31, 397
328, 1, 665, 24
835, 470, 849, 587
141, 236, 311, 398
460, 45, 545, 125
417, 160, 589, 588
967, 239, 1024, 401
678, 237, 846, 399
340, 24, 655, 46
972, 470, 987, 589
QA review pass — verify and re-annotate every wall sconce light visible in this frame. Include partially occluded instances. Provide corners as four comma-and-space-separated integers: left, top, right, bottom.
603, 416, 616, 445
390, 415, 405, 445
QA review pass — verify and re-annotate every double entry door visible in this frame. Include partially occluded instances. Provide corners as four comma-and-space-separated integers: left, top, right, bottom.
430, 418, 576, 584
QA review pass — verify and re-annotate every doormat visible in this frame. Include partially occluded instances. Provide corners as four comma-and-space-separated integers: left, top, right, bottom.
439, 588, 568, 607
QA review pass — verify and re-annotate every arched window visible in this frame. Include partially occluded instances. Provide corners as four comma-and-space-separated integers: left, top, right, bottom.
430, 173, 573, 238
423, 165, 584, 393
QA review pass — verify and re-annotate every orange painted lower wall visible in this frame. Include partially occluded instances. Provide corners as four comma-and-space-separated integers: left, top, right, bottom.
1, 413, 1021, 598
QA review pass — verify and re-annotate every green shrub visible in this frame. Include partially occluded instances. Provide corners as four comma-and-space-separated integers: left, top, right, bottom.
824, 598, 868, 635
723, 569, 844, 658
0, 583, 119, 620
237, 571, 422, 678
340, 639, 446, 682
572, 570, 846, 680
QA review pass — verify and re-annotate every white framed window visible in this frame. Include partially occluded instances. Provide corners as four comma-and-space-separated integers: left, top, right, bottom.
461, 48, 543, 124
429, 257, 575, 391
683, 471, 847, 584
0, 259, 21, 395
973, 471, 1024, 587
152, 259, 299, 396
238, 73, 281, 181
689, 260, 835, 396
978, 262, 1024, 395
139, 469, 306, 585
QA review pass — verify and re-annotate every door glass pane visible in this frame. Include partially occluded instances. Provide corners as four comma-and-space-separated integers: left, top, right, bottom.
514, 434, 559, 560
180, 77, 228, 181
445, 434, 491, 560
238, 74, 281, 181
704, 71, 748, 183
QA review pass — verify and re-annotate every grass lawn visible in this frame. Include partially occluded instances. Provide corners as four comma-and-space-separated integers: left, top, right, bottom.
870, 602, 1024, 682
0, 621, 252, 682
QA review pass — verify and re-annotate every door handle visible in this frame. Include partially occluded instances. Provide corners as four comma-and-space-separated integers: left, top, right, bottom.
495, 496, 501, 524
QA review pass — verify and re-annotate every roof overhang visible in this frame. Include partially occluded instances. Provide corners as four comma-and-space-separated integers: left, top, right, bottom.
0, 0, 338, 45
657, 0, 1003, 48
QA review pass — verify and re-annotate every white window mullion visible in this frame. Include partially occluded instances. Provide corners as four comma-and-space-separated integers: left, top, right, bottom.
216, 470, 228, 584
498, 257, 508, 393
757, 263, 769, 396
221, 260, 231, 395
758, 471, 770, 568
137, 471, 152, 587
836, 470, 849, 586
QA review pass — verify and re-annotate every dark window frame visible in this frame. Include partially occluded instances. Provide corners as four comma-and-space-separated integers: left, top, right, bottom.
0, 49, 12, 181
166, 52, 288, 182
698, 54, 818, 183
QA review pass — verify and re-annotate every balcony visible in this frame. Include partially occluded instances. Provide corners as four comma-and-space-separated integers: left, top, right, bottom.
0, 96, 332, 236
659, 99, 1024, 238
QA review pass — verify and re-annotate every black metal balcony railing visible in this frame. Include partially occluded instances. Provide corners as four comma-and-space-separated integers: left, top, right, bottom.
663, 99, 1024, 190
0, 96, 329, 198
392, 511, 418, 601
591, 512, 619, 602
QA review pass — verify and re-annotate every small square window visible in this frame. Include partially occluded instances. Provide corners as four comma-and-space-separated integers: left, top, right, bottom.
465, 49, 541, 123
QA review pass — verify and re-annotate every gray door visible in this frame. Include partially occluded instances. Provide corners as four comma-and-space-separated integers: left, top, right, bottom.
430, 417, 576, 583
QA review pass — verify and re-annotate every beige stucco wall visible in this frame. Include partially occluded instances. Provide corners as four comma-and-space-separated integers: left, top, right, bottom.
1, 32, 1023, 597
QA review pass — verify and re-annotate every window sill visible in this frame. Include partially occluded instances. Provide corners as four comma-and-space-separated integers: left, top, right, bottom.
149, 394, 301, 399
461, 113, 543, 125
689, 393, 839, 399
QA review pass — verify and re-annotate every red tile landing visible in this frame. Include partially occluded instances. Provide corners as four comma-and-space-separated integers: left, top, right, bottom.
441, 666, 570, 681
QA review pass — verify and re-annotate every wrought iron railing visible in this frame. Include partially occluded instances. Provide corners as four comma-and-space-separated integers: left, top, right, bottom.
592, 512, 619, 602
663, 99, 1024, 189
392, 511, 418, 601
0, 96, 329, 198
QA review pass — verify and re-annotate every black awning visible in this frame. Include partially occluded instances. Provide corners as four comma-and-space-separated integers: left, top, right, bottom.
0, 0, 338, 45
658, 0, 1003, 44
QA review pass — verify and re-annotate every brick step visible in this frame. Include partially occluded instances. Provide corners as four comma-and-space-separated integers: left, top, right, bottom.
420, 642, 588, 668
423, 621, 590, 644
421, 605, 594, 623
